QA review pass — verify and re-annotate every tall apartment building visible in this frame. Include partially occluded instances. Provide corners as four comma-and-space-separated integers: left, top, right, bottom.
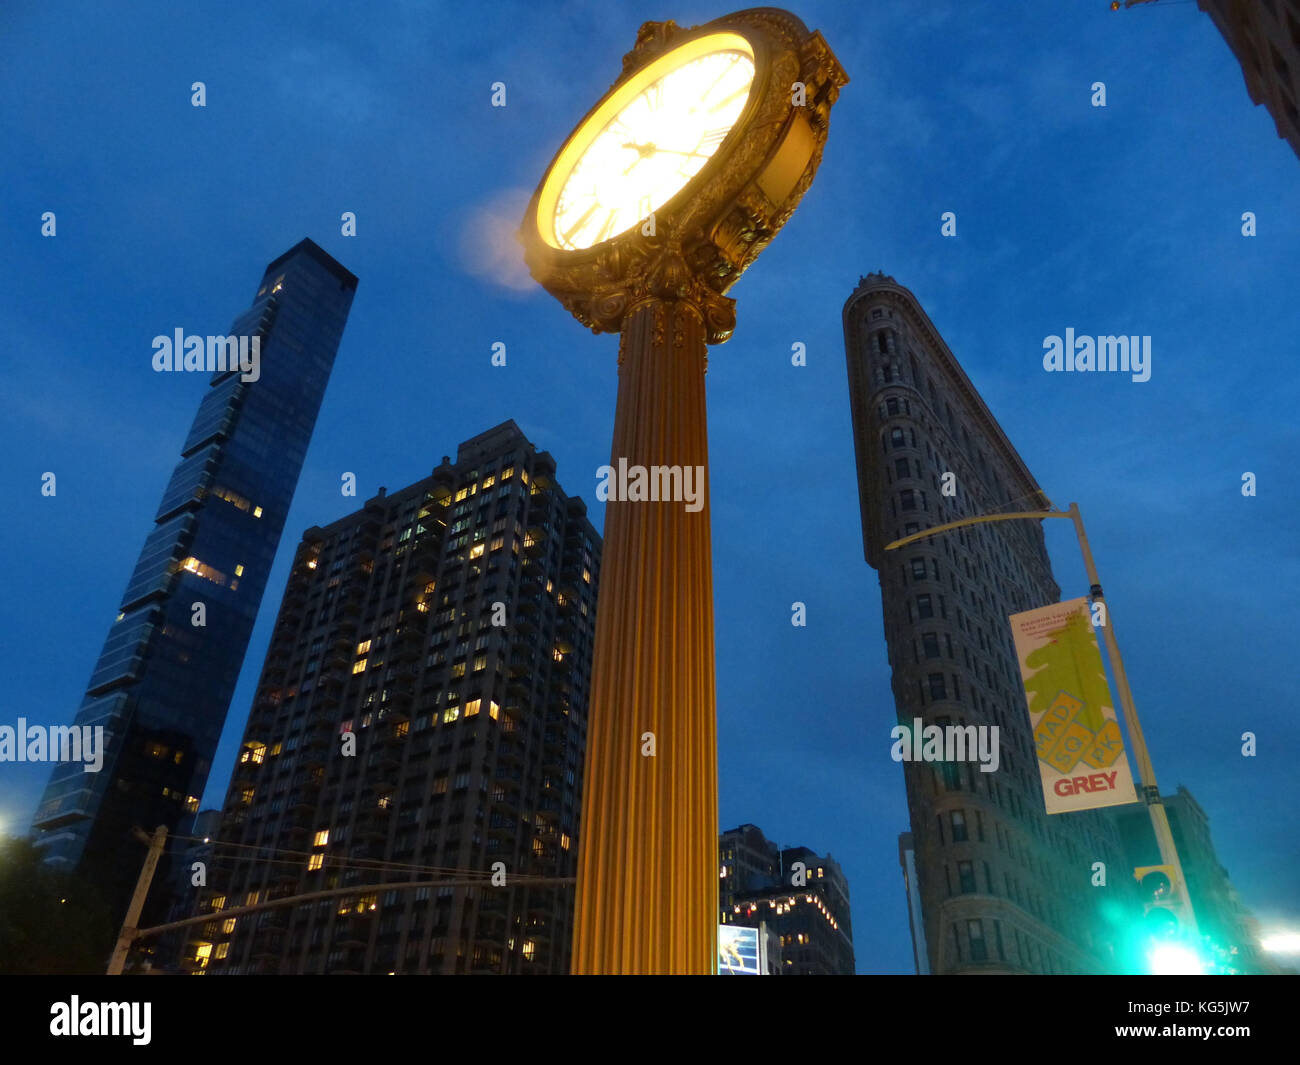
32, 238, 356, 928
1198, 0, 1300, 161
719, 824, 855, 974
844, 273, 1133, 974
197, 421, 600, 974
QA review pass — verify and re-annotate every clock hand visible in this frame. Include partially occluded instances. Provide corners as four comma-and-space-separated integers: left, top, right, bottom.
621, 141, 708, 161
647, 147, 710, 160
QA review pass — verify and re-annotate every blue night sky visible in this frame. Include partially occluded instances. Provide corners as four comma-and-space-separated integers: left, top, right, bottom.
2, 1, 1297, 974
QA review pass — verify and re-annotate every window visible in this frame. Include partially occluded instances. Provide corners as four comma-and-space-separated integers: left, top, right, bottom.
951, 810, 967, 842
910, 558, 927, 580
900, 489, 917, 511
917, 594, 933, 619
928, 672, 946, 699
890, 427, 905, 448
958, 860, 976, 894
464, 698, 482, 717
352, 659, 367, 674
443, 705, 460, 723
967, 919, 988, 962
922, 633, 940, 659
313, 829, 329, 847
308, 853, 323, 871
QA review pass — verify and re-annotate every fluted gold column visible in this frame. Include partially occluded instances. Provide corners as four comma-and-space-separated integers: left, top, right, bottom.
572, 294, 718, 974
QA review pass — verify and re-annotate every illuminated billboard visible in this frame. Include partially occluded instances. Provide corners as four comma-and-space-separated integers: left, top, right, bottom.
718, 923, 763, 975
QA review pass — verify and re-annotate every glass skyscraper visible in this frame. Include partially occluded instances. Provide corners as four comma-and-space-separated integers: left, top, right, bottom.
32, 238, 357, 927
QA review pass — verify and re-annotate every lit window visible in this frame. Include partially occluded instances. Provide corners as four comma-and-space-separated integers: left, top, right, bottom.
313, 829, 329, 847
582, 568, 591, 584
308, 854, 323, 871
352, 659, 367, 674
195, 943, 212, 968
214, 942, 229, 959
234, 564, 245, 577
443, 706, 460, 723
469, 543, 485, 559
253, 506, 263, 518
356, 640, 371, 655
222, 918, 237, 934
464, 698, 482, 717
561, 833, 571, 851
522, 940, 536, 960
489, 701, 500, 720
210, 896, 226, 912
482, 474, 496, 488
179, 556, 228, 586
502, 466, 514, 480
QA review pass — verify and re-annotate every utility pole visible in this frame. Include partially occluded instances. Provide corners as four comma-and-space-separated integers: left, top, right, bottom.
1064, 502, 1196, 934
107, 824, 167, 975
886, 501, 1196, 933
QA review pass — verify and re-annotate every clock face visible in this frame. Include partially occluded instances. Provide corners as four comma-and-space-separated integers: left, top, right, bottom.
539, 33, 757, 251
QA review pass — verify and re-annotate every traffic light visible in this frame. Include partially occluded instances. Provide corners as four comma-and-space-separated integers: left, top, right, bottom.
1133, 865, 1202, 974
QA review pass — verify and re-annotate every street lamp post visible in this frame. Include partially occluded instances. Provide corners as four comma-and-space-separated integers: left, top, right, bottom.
885, 500, 1196, 934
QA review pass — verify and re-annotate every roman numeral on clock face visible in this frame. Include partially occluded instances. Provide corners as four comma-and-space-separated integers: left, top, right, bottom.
561, 203, 598, 245
593, 208, 619, 244
698, 127, 729, 152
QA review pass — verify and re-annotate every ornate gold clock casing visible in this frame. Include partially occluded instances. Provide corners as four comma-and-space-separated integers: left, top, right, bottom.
523, 8, 848, 342
519, 9, 846, 975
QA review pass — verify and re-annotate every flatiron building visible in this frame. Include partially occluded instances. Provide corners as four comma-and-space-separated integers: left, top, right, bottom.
844, 273, 1131, 973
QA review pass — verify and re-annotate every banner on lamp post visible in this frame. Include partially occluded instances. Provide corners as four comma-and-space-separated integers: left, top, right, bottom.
1009, 597, 1138, 814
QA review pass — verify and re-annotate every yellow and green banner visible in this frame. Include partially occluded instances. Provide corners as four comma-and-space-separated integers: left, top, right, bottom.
1009, 597, 1138, 814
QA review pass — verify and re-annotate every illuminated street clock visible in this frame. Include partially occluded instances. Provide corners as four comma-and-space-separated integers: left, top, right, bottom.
522, 9, 849, 342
